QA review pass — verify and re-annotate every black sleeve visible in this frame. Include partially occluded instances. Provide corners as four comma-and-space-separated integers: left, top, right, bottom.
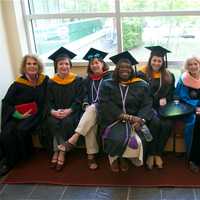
137, 82, 154, 121
166, 72, 175, 102
1, 83, 17, 129
70, 77, 84, 112
98, 81, 122, 126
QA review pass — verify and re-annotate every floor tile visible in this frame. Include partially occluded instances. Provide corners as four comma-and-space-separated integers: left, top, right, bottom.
129, 187, 161, 200
95, 187, 128, 200
0, 184, 35, 200
61, 186, 97, 200
194, 188, 200, 200
161, 188, 195, 200
29, 184, 66, 200
0, 183, 6, 193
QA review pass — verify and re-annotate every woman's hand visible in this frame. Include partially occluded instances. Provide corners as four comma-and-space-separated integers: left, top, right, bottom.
159, 98, 167, 106
61, 108, 73, 118
119, 113, 144, 128
51, 109, 73, 119
22, 109, 32, 118
196, 107, 200, 115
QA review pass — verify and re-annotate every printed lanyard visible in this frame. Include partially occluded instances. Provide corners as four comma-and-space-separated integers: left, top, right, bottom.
119, 84, 130, 145
119, 84, 129, 113
91, 79, 103, 103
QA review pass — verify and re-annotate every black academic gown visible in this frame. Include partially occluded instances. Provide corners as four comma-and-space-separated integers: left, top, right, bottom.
0, 74, 49, 167
189, 115, 200, 165
140, 68, 175, 155
98, 78, 154, 156
46, 76, 83, 150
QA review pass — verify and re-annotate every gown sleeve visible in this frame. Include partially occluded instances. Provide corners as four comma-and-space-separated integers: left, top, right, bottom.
1, 83, 17, 130
98, 80, 123, 126
175, 78, 200, 108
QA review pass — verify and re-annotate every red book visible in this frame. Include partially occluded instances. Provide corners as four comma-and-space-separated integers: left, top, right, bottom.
15, 102, 38, 115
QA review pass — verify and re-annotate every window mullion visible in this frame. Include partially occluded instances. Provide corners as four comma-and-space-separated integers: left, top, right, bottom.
115, 0, 122, 52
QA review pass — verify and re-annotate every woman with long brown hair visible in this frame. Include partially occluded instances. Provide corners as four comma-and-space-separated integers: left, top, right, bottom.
139, 46, 175, 169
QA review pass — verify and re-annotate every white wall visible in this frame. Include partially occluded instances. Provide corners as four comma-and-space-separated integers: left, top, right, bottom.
0, 2, 15, 129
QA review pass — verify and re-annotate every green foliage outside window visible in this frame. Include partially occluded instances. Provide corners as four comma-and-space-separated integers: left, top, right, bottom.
69, 19, 103, 41
122, 19, 143, 51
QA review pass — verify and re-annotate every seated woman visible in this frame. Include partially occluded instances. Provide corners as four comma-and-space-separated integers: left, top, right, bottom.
0, 54, 48, 176
58, 48, 112, 170
139, 46, 175, 169
175, 57, 200, 172
98, 51, 154, 172
46, 47, 83, 171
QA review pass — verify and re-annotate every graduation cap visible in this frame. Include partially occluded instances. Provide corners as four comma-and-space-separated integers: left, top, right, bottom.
48, 47, 77, 61
83, 48, 108, 61
110, 51, 138, 65
110, 51, 139, 73
145, 45, 171, 68
159, 100, 194, 118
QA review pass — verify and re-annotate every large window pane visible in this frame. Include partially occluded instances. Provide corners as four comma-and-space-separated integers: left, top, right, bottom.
121, 0, 200, 11
28, 0, 114, 14
32, 18, 117, 61
122, 16, 200, 61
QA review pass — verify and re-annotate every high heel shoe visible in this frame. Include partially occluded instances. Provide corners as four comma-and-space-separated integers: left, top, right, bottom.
55, 151, 66, 171
146, 156, 154, 170
49, 151, 58, 169
155, 156, 163, 169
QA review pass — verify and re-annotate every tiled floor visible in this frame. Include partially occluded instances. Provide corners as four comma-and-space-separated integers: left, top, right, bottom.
0, 152, 198, 200
0, 184, 199, 200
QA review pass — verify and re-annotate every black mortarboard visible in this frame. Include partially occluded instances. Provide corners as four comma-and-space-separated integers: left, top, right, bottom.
48, 47, 77, 61
109, 51, 138, 65
145, 45, 171, 57
110, 51, 139, 75
159, 100, 194, 118
145, 45, 171, 68
83, 48, 108, 61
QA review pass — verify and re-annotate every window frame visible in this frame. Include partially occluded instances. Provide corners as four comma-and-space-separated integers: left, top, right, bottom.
21, 0, 200, 63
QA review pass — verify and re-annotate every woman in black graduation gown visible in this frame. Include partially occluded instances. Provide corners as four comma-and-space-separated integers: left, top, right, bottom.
46, 47, 83, 171
57, 48, 112, 170
0, 55, 48, 176
139, 46, 175, 169
98, 51, 154, 172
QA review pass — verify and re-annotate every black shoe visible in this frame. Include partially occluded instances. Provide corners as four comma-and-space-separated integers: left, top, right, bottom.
0, 164, 10, 176
0, 158, 10, 176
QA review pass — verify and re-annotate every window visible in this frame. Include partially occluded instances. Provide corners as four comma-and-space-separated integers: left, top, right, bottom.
22, 0, 200, 65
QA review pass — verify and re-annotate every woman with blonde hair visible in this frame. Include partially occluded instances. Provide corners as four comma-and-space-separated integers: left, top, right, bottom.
0, 54, 48, 176
46, 47, 83, 171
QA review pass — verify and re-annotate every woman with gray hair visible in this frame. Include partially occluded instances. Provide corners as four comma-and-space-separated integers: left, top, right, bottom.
176, 56, 200, 173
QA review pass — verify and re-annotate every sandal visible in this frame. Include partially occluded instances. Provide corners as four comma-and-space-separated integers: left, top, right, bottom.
58, 141, 76, 152
88, 158, 98, 170
119, 158, 129, 172
110, 159, 119, 172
